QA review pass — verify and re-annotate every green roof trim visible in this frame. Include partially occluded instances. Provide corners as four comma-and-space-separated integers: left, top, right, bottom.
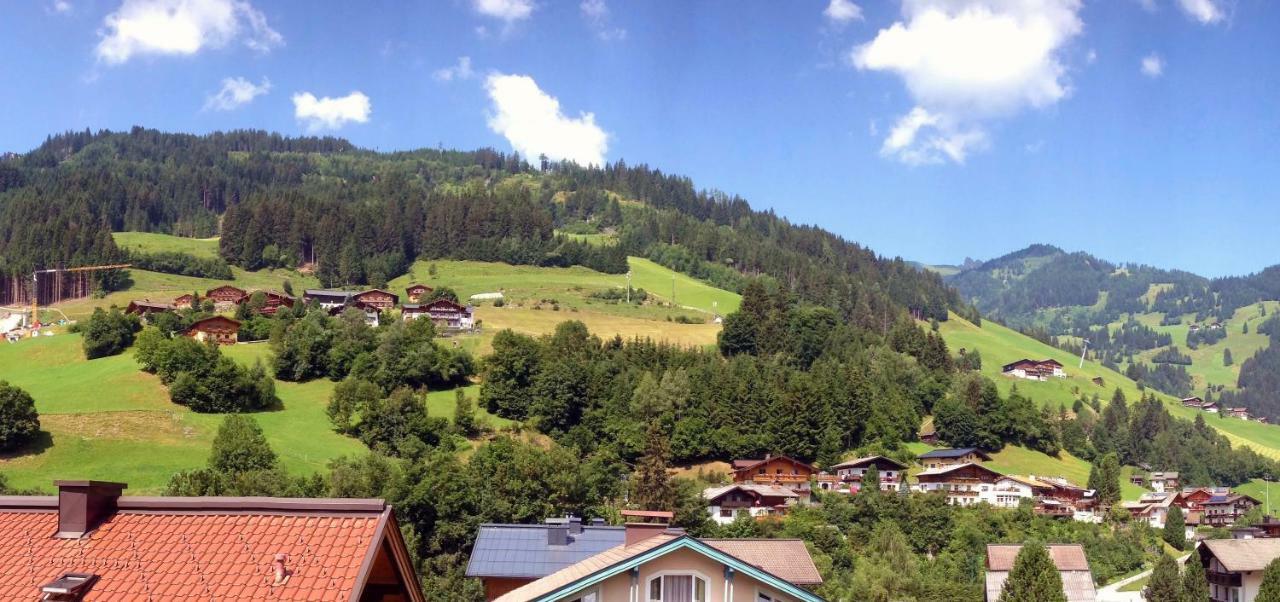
528, 535, 826, 602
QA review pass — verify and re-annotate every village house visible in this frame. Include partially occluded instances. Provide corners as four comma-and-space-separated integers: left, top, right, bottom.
124, 299, 172, 317
488, 511, 825, 602
184, 315, 240, 345
702, 483, 800, 524
917, 447, 993, 471
204, 284, 247, 309
303, 288, 356, 310
354, 288, 399, 310
732, 454, 817, 489
172, 292, 198, 307
1001, 358, 1066, 381
915, 462, 1006, 506
829, 456, 907, 492
1203, 493, 1261, 527
1122, 492, 1178, 529
0, 480, 424, 601
245, 289, 295, 315
403, 298, 475, 330
1226, 407, 1252, 420
404, 283, 433, 303
1182, 397, 1219, 412
330, 300, 383, 327
985, 544, 1097, 602
1195, 538, 1280, 602
1148, 471, 1181, 493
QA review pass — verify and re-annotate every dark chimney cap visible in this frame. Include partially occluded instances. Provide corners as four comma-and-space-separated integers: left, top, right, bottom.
590, 517, 607, 526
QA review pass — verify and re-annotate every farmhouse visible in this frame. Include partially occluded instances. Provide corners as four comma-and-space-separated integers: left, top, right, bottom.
1122, 492, 1177, 529
1225, 407, 1252, 420
303, 289, 355, 309
0, 480, 424, 602
914, 462, 1006, 506
1203, 493, 1261, 527
204, 284, 247, 308
1148, 471, 1180, 493
829, 456, 907, 492
329, 300, 382, 327
917, 447, 993, 471
732, 454, 817, 489
172, 292, 198, 307
1001, 358, 1067, 380
403, 298, 474, 330
246, 289, 295, 315
185, 315, 240, 345
985, 544, 1096, 602
1183, 397, 1220, 413
354, 288, 399, 310
124, 299, 172, 317
489, 511, 825, 602
1194, 538, 1280, 602
405, 283, 433, 303
702, 483, 800, 524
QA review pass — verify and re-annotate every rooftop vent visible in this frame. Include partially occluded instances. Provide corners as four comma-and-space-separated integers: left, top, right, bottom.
54, 480, 125, 539
40, 573, 98, 601
272, 553, 291, 586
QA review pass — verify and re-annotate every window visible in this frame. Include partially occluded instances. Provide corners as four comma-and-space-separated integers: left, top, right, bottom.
757, 588, 788, 602
647, 574, 707, 602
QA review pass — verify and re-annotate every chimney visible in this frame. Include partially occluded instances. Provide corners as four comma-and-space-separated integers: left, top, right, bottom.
568, 516, 583, 535
54, 480, 125, 539
547, 523, 569, 546
590, 517, 606, 527
620, 510, 674, 546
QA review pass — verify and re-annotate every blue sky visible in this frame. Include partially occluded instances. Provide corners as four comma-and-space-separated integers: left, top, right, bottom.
1, 0, 1278, 277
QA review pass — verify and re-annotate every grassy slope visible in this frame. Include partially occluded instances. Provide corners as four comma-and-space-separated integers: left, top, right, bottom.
938, 314, 1280, 461
1123, 301, 1279, 393
113, 231, 220, 259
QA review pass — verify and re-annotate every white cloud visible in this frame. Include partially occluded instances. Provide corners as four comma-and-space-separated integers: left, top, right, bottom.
1086, 48, 1097, 64
433, 56, 475, 82
485, 73, 609, 166
204, 76, 269, 110
50, 1, 73, 14
473, 0, 534, 22
580, 0, 626, 40
1141, 52, 1164, 77
292, 91, 371, 131
824, 0, 864, 24
96, 0, 282, 65
1177, 0, 1223, 23
852, 0, 1083, 164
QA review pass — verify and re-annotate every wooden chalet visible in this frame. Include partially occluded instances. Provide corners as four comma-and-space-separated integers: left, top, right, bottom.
731, 454, 818, 488
915, 462, 1006, 506
1002, 358, 1065, 380
246, 290, 296, 315
917, 447, 993, 470
1203, 493, 1261, 527
205, 285, 247, 307
172, 293, 198, 308
1177, 487, 1233, 512
403, 298, 474, 330
1225, 407, 1252, 420
185, 316, 240, 345
1194, 538, 1280, 601
329, 300, 382, 327
702, 483, 800, 524
829, 456, 907, 492
354, 289, 399, 310
404, 284, 433, 303
124, 299, 172, 317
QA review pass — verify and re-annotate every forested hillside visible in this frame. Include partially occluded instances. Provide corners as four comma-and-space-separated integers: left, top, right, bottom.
0, 127, 959, 324
945, 244, 1280, 421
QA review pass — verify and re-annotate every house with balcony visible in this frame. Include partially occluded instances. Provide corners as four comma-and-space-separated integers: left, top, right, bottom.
915, 462, 1006, 506
1122, 492, 1178, 528
1195, 538, 1280, 602
1203, 493, 1261, 527
702, 483, 800, 525
917, 447, 993, 471
828, 456, 907, 492
731, 454, 817, 488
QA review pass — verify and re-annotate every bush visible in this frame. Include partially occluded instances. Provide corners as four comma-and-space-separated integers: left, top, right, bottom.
127, 250, 233, 280
81, 307, 141, 359
0, 381, 40, 452
135, 328, 278, 412
209, 415, 278, 473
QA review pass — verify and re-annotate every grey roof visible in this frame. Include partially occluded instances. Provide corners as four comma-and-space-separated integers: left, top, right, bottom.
303, 289, 354, 297
918, 447, 991, 460
986, 571, 1096, 602
465, 524, 625, 579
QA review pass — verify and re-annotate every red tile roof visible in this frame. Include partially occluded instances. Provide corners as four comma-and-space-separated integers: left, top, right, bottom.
0, 497, 417, 601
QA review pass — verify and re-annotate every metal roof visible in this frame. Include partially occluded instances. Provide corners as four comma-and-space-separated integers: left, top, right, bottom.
465, 524, 625, 579
917, 447, 990, 460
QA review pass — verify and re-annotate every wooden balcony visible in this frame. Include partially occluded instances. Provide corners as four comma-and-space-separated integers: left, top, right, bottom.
745, 474, 809, 484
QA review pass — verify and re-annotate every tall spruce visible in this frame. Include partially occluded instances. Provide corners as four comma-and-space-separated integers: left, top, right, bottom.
1087, 453, 1122, 507
1163, 505, 1186, 551
1144, 554, 1182, 602
1182, 556, 1209, 602
1260, 558, 1280, 602
998, 542, 1066, 602
632, 420, 675, 511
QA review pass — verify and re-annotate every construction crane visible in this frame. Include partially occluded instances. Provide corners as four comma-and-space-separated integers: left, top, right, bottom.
29, 264, 131, 328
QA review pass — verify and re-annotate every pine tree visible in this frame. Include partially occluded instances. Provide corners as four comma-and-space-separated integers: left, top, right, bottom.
1144, 554, 1183, 602
998, 542, 1066, 602
862, 464, 880, 494
1224, 348, 1233, 367
632, 420, 675, 511
1182, 556, 1209, 602
1087, 453, 1122, 507
453, 389, 477, 437
1260, 558, 1280, 602
1163, 505, 1186, 551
